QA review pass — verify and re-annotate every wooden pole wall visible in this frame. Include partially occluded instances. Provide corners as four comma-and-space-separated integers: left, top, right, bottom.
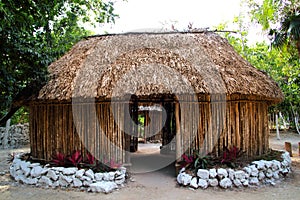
29, 98, 271, 164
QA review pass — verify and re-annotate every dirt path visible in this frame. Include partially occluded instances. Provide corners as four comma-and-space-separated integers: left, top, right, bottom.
1, 133, 300, 200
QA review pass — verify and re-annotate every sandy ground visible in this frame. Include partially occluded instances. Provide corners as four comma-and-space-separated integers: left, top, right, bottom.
1, 132, 300, 200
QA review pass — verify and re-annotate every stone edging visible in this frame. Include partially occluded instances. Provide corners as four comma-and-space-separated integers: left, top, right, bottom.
177, 151, 292, 189
9, 154, 127, 193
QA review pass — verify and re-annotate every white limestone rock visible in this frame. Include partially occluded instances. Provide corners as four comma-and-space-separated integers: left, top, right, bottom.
198, 179, 208, 189
264, 161, 273, 169
228, 169, 235, 180
258, 171, 265, 180
252, 160, 266, 170
30, 166, 44, 178
47, 169, 58, 181
29, 163, 41, 168
190, 177, 198, 189
51, 167, 65, 173
15, 174, 26, 182
115, 174, 126, 185
81, 175, 92, 182
115, 176, 126, 185
242, 179, 249, 187
264, 178, 276, 186
281, 160, 289, 168
39, 176, 53, 186
20, 161, 30, 171
281, 168, 290, 175
209, 169, 217, 178
219, 178, 232, 189
23, 166, 31, 177
24, 177, 38, 185
95, 173, 104, 181
72, 177, 83, 187
52, 180, 60, 188
83, 180, 93, 187
89, 181, 118, 193
108, 172, 116, 181
233, 179, 242, 187
208, 178, 219, 187
12, 158, 22, 170
197, 169, 209, 180
59, 174, 73, 184
103, 172, 110, 181
234, 170, 246, 180
75, 169, 85, 178
217, 168, 228, 179
85, 169, 95, 179
177, 172, 192, 186
281, 151, 291, 165
249, 177, 259, 185
243, 166, 251, 175
266, 169, 273, 178
273, 171, 280, 179
249, 165, 259, 177
58, 178, 69, 187
272, 160, 281, 171
62, 167, 77, 175
15, 169, 24, 177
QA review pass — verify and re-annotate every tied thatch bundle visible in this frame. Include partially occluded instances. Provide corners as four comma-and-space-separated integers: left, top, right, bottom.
38, 32, 283, 103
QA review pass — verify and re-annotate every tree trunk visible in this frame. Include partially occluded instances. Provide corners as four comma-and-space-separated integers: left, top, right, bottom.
2, 119, 11, 149
295, 112, 300, 135
279, 112, 288, 130
297, 40, 300, 58
290, 102, 300, 134
276, 113, 281, 140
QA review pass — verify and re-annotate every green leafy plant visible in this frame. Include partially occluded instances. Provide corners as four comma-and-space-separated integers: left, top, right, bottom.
194, 154, 211, 170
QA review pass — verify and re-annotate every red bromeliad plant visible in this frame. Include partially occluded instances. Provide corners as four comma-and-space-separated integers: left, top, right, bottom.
51, 152, 66, 166
84, 152, 96, 165
180, 153, 194, 168
50, 151, 122, 172
67, 150, 83, 167
221, 146, 244, 168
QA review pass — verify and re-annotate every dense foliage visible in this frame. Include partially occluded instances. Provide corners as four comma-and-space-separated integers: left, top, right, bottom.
217, 0, 300, 131
249, 0, 300, 57
0, 0, 118, 125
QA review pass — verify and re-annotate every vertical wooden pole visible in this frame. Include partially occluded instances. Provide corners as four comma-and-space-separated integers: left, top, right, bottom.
175, 101, 181, 161
285, 142, 293, 157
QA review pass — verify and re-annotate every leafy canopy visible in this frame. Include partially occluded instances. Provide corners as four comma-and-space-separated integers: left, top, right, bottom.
0, 0, 118, 124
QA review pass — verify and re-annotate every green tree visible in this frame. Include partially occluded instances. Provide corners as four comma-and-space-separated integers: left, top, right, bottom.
217, 16, 300, 131
248, 0, 300, 57
0, 0, 118, 125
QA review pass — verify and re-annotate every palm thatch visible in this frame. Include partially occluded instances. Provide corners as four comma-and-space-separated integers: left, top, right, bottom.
38, 32, 283, 102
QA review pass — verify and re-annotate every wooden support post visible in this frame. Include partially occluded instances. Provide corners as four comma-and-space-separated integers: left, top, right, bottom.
175, 101, 182, 175
175, 102, 181, 160
285, 142, 293, 157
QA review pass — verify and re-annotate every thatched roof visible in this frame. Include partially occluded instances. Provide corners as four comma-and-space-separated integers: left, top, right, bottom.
38, 32, 283, 103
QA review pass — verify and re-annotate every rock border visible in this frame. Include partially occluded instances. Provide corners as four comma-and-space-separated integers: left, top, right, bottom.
9, 154, 127, 193
177, 151, 292, 189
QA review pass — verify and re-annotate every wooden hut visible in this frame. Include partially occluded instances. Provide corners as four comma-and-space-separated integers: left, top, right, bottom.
29, 32, 283, 166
